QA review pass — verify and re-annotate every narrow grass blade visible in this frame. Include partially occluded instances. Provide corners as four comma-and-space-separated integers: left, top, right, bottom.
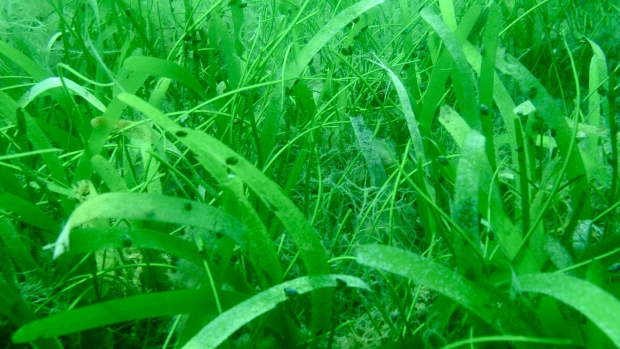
283, 0, 384, 82
181, 275, 368, 349
357, 245, 541, 337
421, 8, 480, 131
350, 115, 387, 186
12, 289, 246, 343
478, 3, 502, 169
18, 77, 106, 112
53, 193, 244, 259
372, 61, 426, 164
123, 56, 207, 99
117, 92, 332, 333
585, 39, 607, 153
519, 273, 620, 347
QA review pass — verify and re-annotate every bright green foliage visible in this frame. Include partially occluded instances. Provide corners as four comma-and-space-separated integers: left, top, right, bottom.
0, 0, 619, 348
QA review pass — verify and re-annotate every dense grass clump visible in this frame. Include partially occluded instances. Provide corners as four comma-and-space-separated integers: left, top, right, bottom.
1, 0, 620, 348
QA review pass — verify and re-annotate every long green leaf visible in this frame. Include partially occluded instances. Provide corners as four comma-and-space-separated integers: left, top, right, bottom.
452, 130, 485, 278
519, 273, 620, 347
123, 56, 207, 99
283, 0, 384, 81
181, 275, 368, 349
421, 8, 480, 131
67, 227, 204, 266
356, 245, 541, 337
116, 92, 332, 333
53, 193, 244, 258
12, 290, 246, 343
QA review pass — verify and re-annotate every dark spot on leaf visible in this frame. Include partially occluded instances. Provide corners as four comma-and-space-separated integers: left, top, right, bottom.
121, 234, 133, 247
184, 202, 192, 211
212, 253, 222, 264
225, 157, 238, 165
480, 104, 490, 116
238, 3, 247, 8
336, 278, 347, 289
145, 210, 156, 219
528, 87, 537, 100
515, 145, 524, 152
215, 233, 224, 239
360, 25, 369, 32
608, 263, 620, 272
437, 156, 449, 165
125, 8, 131, 16
176, 130, 188, 137
550, 128, 557, 137
598, 86, 607, 96
284, 287, 298, 298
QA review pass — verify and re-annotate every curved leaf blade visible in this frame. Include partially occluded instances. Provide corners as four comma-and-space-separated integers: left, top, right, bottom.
182, 275, 368, 349
123, 56, 207, 99
519, 273, 620, 347
53, 193, 244, 258
283, 0, 384, 81
18, 77, 107, 112
12, 290, 246, 343
356, 245, 541, 337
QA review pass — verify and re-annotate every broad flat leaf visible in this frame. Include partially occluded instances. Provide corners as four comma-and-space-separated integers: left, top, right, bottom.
519, 273, 620, 347
357, 245, 541, 337
452, 131, 485, 278
181, 275, 368, 349
12, 290, 246, 343
67, 227, 204, 266
53, 193, 244, 258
